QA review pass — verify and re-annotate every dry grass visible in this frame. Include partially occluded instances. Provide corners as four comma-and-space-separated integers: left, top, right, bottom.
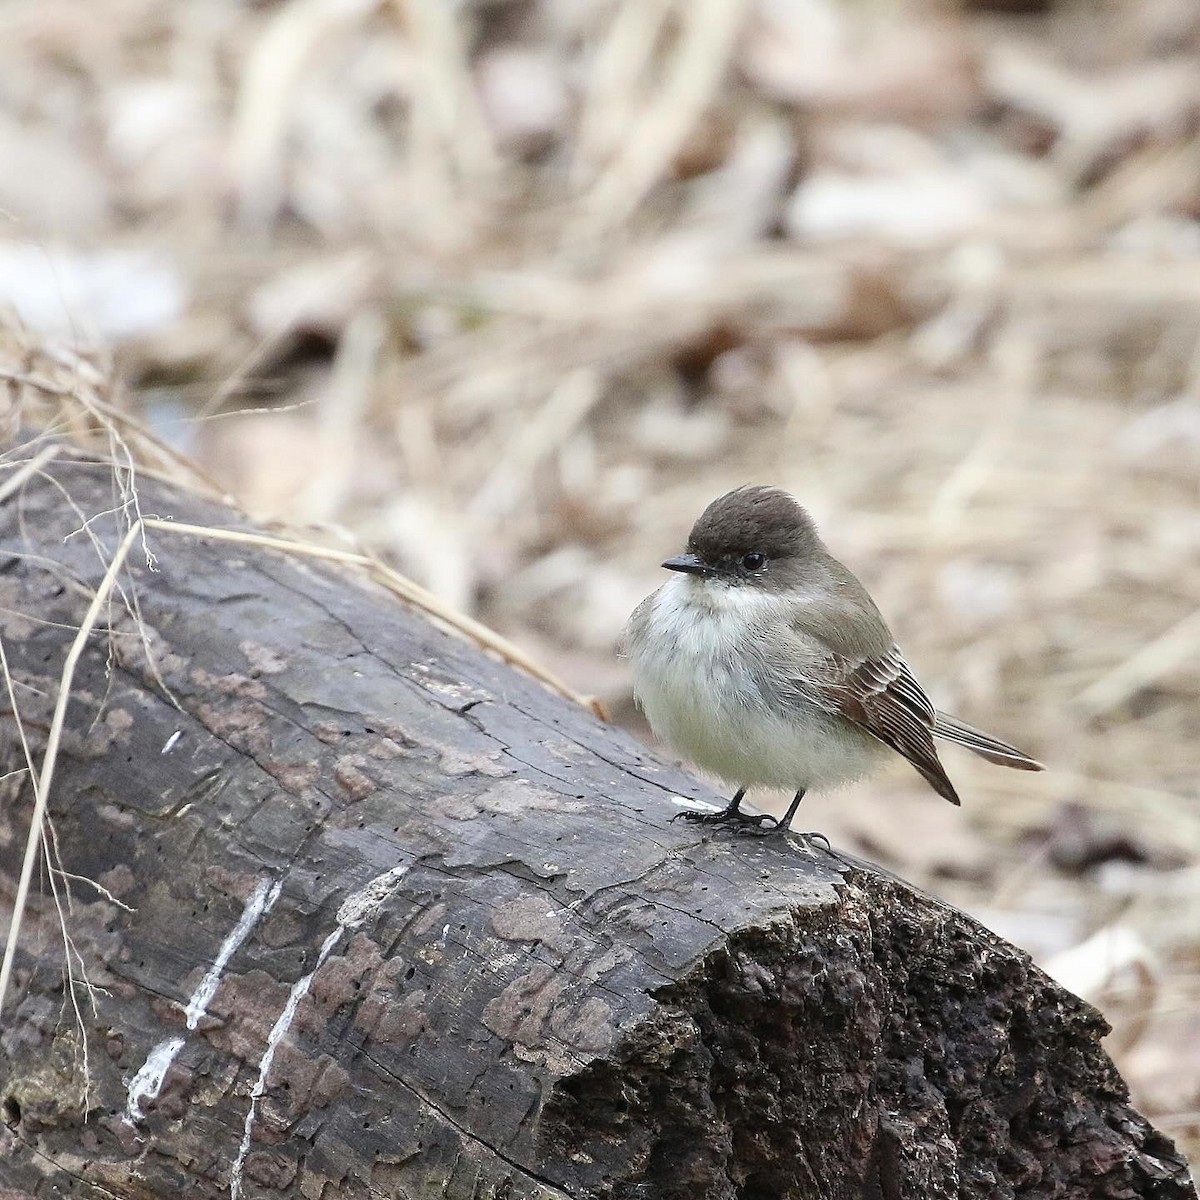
0, 0, 1197, 1163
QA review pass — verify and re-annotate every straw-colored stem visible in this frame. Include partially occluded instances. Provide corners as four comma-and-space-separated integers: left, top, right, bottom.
0, 522, 141, 1023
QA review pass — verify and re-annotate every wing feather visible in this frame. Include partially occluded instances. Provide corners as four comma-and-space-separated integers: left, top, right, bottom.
811, 647, 961, 805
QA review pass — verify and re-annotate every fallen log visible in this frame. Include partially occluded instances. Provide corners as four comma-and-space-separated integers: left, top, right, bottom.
0, 445, 1194, 1200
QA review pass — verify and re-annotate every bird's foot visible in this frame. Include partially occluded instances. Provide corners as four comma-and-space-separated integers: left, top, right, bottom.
671, 805, 764, 828
671, 806, 832, 850
733, 822, 833, 851
724, 812, 781, 832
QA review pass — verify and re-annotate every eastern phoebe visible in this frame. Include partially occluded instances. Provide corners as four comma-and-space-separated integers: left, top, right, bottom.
624, 486, 1043, 834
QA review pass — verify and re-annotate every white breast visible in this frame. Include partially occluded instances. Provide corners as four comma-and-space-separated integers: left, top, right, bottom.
626, 575, 886, 793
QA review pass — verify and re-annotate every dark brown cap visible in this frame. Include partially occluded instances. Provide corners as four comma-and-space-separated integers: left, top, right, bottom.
686, 486, 820, 565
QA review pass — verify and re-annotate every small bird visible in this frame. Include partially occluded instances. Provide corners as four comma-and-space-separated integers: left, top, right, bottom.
624, 486, 1042, 835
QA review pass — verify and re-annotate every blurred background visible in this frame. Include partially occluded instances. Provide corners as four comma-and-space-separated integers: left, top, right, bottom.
0, 0, 1197, 1163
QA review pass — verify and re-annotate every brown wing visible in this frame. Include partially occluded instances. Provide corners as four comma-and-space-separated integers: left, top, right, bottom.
823, 648, 961, 805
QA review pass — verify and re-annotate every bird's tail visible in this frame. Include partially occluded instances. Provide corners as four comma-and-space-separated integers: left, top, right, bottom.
933, 712, 1044, 772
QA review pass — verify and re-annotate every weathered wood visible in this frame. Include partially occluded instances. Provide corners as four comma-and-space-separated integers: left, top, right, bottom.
0, 448, 1194, 1200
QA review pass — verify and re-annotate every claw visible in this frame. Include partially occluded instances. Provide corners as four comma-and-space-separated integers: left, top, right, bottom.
791, 830, 832, 852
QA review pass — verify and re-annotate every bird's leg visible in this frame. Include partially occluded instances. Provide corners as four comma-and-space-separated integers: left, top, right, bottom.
734, 789, 832, 849
776, 789, 806, 831
672, 788, 750, 825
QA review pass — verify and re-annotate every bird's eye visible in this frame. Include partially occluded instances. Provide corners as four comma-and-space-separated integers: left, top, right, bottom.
741, 552, 766, 571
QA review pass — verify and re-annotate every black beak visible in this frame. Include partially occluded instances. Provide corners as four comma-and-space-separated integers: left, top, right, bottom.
661, 553, 713, 577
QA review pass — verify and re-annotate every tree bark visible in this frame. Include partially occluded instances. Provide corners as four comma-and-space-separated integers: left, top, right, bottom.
0, 447, 1194, 1200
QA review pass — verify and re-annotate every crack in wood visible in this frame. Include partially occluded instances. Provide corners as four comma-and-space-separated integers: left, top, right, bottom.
356, 1044, 577, 1200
